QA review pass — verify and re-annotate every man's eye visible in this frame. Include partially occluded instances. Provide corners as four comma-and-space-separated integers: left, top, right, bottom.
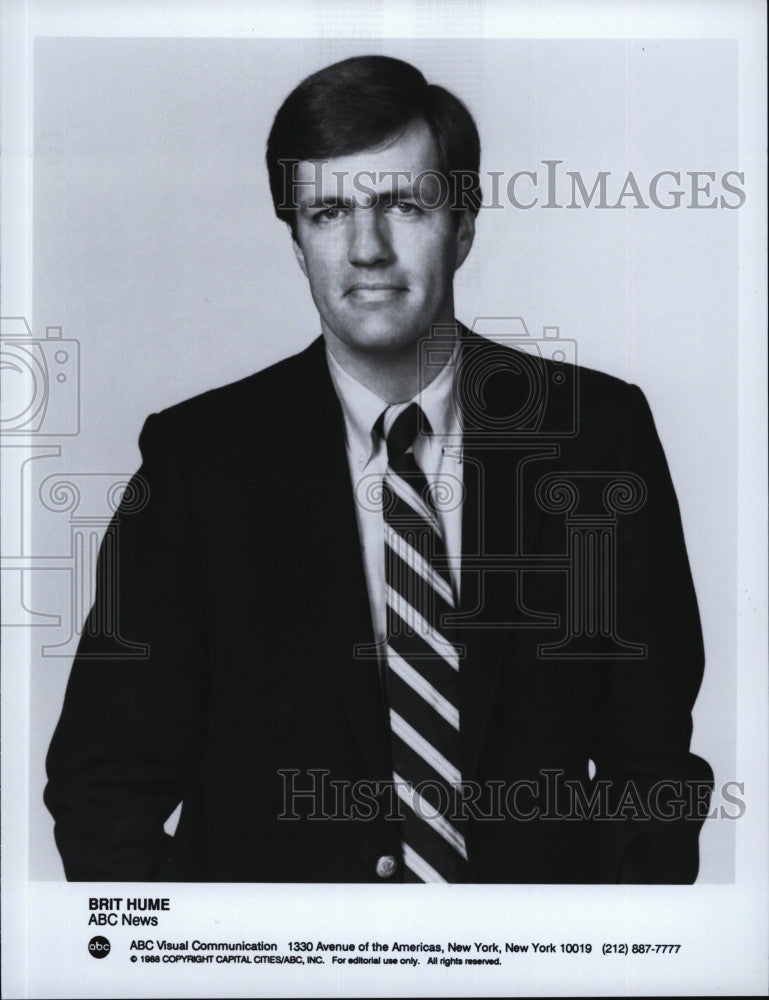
312, 207, 345, 223
389, 201, 420, 215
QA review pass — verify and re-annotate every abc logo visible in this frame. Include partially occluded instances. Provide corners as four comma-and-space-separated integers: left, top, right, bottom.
88, 936, 111, 959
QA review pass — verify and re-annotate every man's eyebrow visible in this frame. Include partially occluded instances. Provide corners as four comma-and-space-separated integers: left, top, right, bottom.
297, 184, 431, 210
298, 195, 354, 210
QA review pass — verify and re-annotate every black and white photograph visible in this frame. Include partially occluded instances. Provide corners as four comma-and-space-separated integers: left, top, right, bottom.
1, 1, 766, 996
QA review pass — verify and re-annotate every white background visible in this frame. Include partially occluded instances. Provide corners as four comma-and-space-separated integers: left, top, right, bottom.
2, 1, 766, 997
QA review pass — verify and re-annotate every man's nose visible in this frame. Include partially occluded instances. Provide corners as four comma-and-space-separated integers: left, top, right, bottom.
347, 208, 394, 267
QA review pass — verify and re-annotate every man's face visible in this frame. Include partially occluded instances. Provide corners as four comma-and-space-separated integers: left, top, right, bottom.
291, 119, 475, 360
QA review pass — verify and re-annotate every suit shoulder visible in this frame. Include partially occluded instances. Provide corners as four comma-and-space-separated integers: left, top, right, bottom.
569, 358, 646, 409
149, 338, 324, 432
469, 330, 642, 398
468, 332, 647, 432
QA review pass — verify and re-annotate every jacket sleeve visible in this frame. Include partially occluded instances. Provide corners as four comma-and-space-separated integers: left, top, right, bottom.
44, 412, 208, 880
595, 384, 713, 883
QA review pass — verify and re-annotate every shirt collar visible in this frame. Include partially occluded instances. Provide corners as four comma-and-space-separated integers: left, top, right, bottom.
326, 338, 461, 469
326, 347, 389, 469
415, 338, 461, 442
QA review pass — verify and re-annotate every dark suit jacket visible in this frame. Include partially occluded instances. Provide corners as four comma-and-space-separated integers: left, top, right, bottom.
44, 330, 713, 882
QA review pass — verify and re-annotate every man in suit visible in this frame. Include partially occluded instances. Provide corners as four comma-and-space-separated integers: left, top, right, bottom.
45, 55, 713, 883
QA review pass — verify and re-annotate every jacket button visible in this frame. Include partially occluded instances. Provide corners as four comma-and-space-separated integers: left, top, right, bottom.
375, 855, 398, 879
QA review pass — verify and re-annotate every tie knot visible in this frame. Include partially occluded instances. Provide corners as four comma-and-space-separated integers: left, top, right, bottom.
383, 403, 428, 462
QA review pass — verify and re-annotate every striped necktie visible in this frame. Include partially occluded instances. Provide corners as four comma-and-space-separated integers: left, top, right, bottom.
382, 402, 468, 883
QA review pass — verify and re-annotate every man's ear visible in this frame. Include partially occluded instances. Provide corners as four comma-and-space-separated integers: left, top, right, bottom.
292, 236, 308, 278
454, 210, 476, 272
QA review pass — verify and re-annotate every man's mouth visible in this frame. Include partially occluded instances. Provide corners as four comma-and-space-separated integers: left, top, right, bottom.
345, 283, 408, 301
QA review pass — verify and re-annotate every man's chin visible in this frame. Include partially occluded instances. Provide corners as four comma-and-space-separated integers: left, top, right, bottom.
344, 330, 427, 356
328, 319, 431, 356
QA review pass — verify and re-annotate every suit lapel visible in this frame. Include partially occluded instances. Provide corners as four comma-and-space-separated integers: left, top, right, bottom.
457, 431, 517, 780
296, 339, 394, 780
455, 332, 555, 780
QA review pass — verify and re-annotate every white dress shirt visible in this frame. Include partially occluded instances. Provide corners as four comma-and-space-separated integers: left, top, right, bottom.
326, 343, 464, 650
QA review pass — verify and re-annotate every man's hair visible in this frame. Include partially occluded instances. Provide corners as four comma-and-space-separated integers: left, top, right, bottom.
266, 54, 482, 235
